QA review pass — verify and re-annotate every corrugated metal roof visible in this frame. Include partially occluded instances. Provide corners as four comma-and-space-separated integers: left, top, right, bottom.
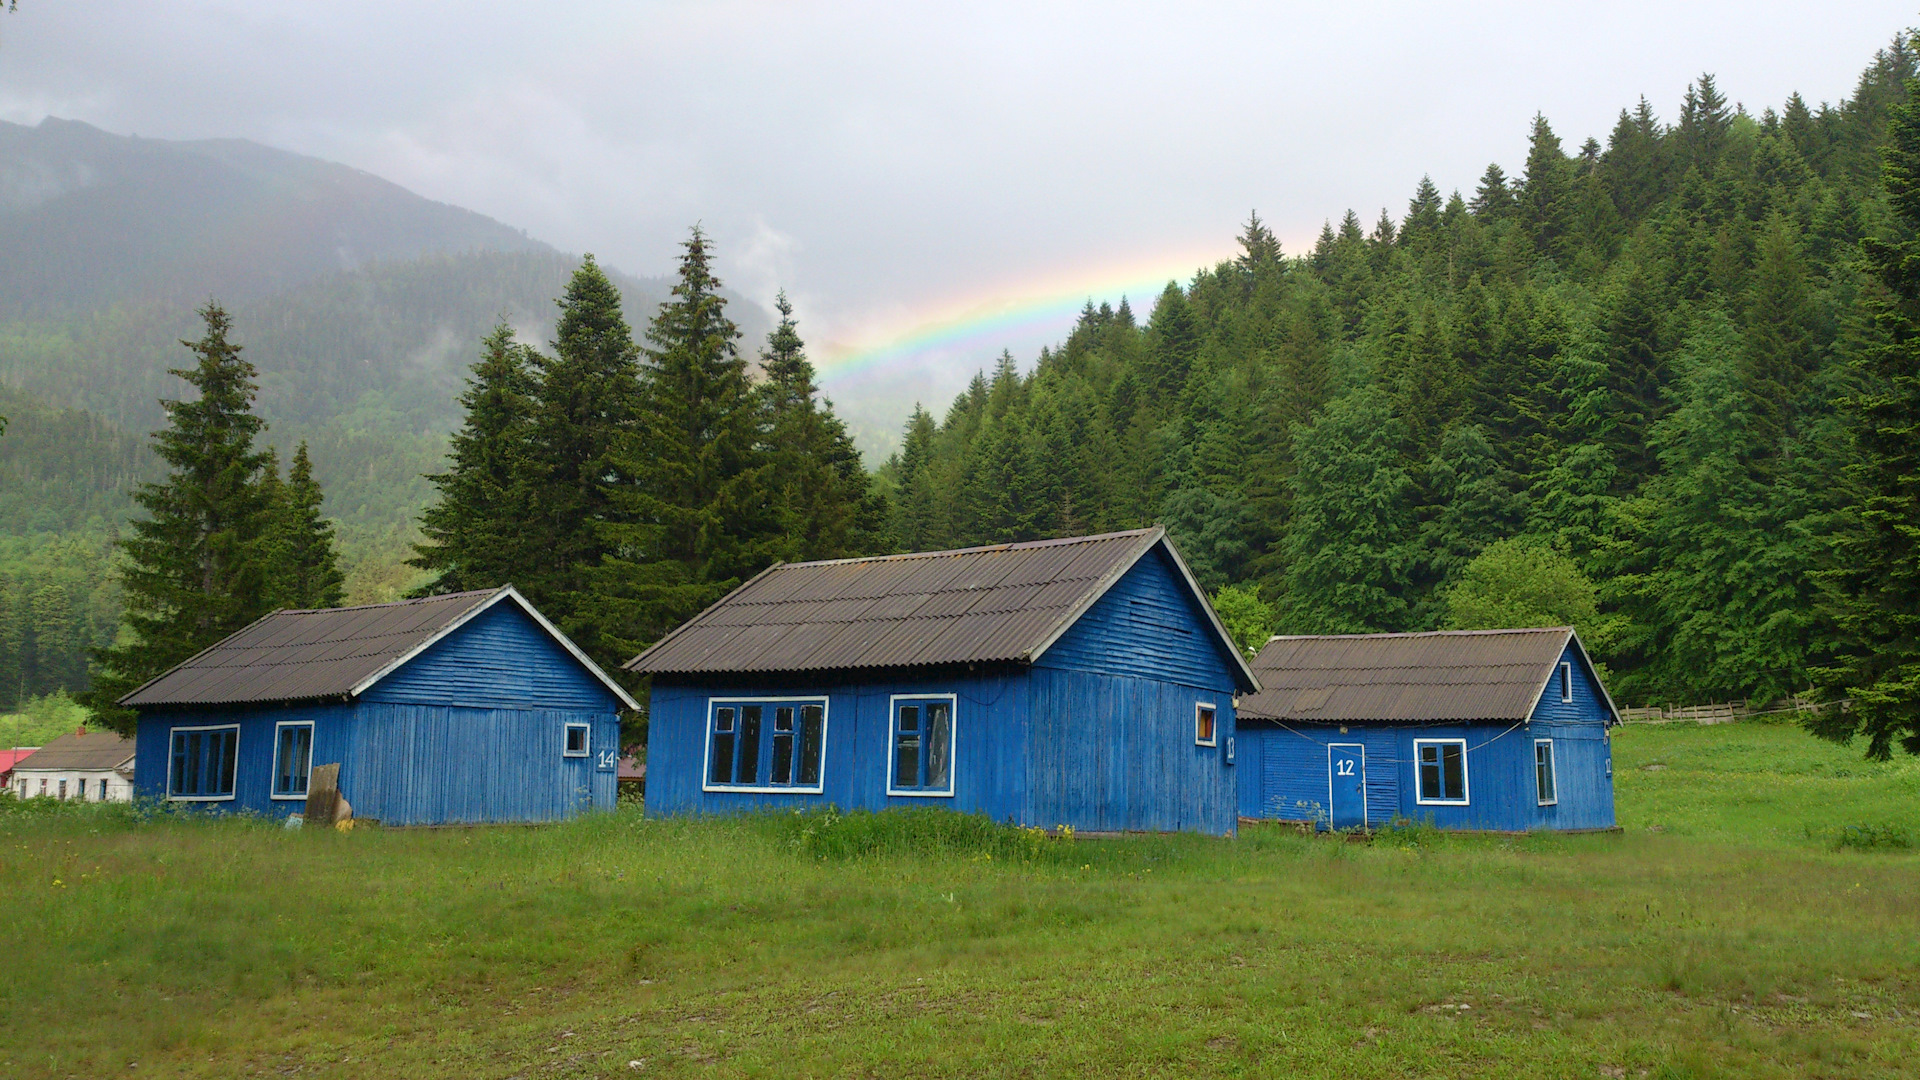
625, 527, 1257, 688
1238, 627, 1586, 723
121, 586, 641, 711
12, 730, 134, 772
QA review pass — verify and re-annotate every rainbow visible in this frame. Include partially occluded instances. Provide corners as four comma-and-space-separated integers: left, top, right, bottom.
814, 244, 1231, 384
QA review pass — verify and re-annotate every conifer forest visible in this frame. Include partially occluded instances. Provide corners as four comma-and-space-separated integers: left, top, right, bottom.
12, 34, 1920, 758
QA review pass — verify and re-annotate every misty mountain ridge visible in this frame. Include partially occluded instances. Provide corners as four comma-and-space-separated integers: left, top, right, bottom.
0, 116, 557, 318
0, 117, 772, 599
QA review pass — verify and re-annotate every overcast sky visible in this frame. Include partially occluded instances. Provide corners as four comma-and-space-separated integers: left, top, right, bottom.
2, 2, 1914, 444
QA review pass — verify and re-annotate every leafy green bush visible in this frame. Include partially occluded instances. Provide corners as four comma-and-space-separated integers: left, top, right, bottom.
1832, 823, 1913, 850
778, 806, 1069, 862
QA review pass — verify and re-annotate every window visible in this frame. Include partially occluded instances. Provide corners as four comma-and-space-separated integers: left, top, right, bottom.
1559, 661, 1573, 702
37, 778, 46, 796
97, 779, 108, 801
273, 722, 314, 799
706, 698, 826, 792
889, 695, 956, 796
1415, 739, 1468, 804
563, 722, 590, 758
58, 779, 67, 799
169, 726, 239, 800
1194, 703, 1217, 747
1535, 739, 1557, 805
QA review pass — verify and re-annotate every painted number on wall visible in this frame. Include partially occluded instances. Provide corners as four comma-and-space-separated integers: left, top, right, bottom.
1336, 759, 1356, 777
596, 749, 618, 772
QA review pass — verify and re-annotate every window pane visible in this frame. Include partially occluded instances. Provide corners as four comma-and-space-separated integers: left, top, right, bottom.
774, 707, 794, 732
738, 706, 762, 785
218, 731, 237, 795
171, 733, 187, 795
926, 702, 952, 789
715, 707, 735, 732
185, 733, 203, 795
1536, 743, 1555, 803
1442, 744, 1464, 801
799, 705, 823, 785
710, 732, 735, 784
1196, 706, 1215, 742
771, 732, 794, 784
895, 706, 920, 788
294, 727, 312, 795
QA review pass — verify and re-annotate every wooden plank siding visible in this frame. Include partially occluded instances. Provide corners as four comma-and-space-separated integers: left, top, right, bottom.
646, 541, 1247, 834
134, 601, 623, 824
1236, 642, 1615, 832
1034, 545, 1240, 691
645, 671, 1030, 820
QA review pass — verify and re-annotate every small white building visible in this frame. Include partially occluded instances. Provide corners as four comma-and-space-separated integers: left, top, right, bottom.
12, 730, 135, 802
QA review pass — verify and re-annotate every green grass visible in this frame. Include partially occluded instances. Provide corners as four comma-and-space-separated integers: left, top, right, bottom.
3, 722, 1918, 1078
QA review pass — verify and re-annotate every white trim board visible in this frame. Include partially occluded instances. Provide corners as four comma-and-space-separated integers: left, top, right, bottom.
886, 693, 959, 798
701, 696, 830, 795
1412, 737, 1471, 806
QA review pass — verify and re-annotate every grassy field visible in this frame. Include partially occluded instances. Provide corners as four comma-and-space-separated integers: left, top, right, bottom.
3, 721, 1917, 1079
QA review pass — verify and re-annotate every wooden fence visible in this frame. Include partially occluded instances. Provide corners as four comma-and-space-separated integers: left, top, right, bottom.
1618, 695, 1843, 725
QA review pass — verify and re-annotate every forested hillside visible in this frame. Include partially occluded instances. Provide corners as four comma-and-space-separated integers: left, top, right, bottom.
0, 121, 768, 708
881, 36, 1918, 708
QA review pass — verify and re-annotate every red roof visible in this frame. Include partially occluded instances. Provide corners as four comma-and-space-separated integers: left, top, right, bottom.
617, 756, 646, 782
0, 748, 38, 774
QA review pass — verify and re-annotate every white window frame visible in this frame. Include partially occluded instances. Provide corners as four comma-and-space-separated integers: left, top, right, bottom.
166, 724, 241, 802
270, 720, 315, 801
1559, 661, 1573, 703
701, 696, 829, 795
1534, 738, 1558, 806
886, 693, 958, 798
1413, 738, 1470, 806
1194, 701, 1219, 747
562, 722, 591, 758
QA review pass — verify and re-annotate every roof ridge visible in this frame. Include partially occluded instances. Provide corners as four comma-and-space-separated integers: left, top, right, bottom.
1265, 626, 1571, 642
273, 587, 505, 617
772, 528, 1161, 570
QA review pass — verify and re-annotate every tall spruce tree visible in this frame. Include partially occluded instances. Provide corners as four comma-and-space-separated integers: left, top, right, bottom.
759, 291, 883, 562
411, 323, 541, 594
269, 442, 346, 609
592, 227, 768, 661
1813, 81, 1920, 758
83, 303, 279, 733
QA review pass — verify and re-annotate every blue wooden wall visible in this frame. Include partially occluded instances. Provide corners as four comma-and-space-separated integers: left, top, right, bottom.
647, 543, 1247, 834
1035, 545, 1242, 691
361, 601, 615, 711
1026, 667, 1236, 834
134, 599, 623, 824
645, 671, 1029, 819
1236, 642, 1615, 832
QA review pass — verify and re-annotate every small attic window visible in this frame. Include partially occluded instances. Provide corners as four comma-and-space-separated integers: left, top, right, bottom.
1195, 703, 1217, 747
1559, 661, 1573, 703
564, 723, 590, 757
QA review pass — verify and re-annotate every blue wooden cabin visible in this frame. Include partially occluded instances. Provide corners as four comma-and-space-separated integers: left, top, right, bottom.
124, 586, 638, 825
626, 528, 1261, 835
1235, 628, 1618, 832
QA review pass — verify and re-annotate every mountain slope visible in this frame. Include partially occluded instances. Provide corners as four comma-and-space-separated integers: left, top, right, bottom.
0, 117, 553, 319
